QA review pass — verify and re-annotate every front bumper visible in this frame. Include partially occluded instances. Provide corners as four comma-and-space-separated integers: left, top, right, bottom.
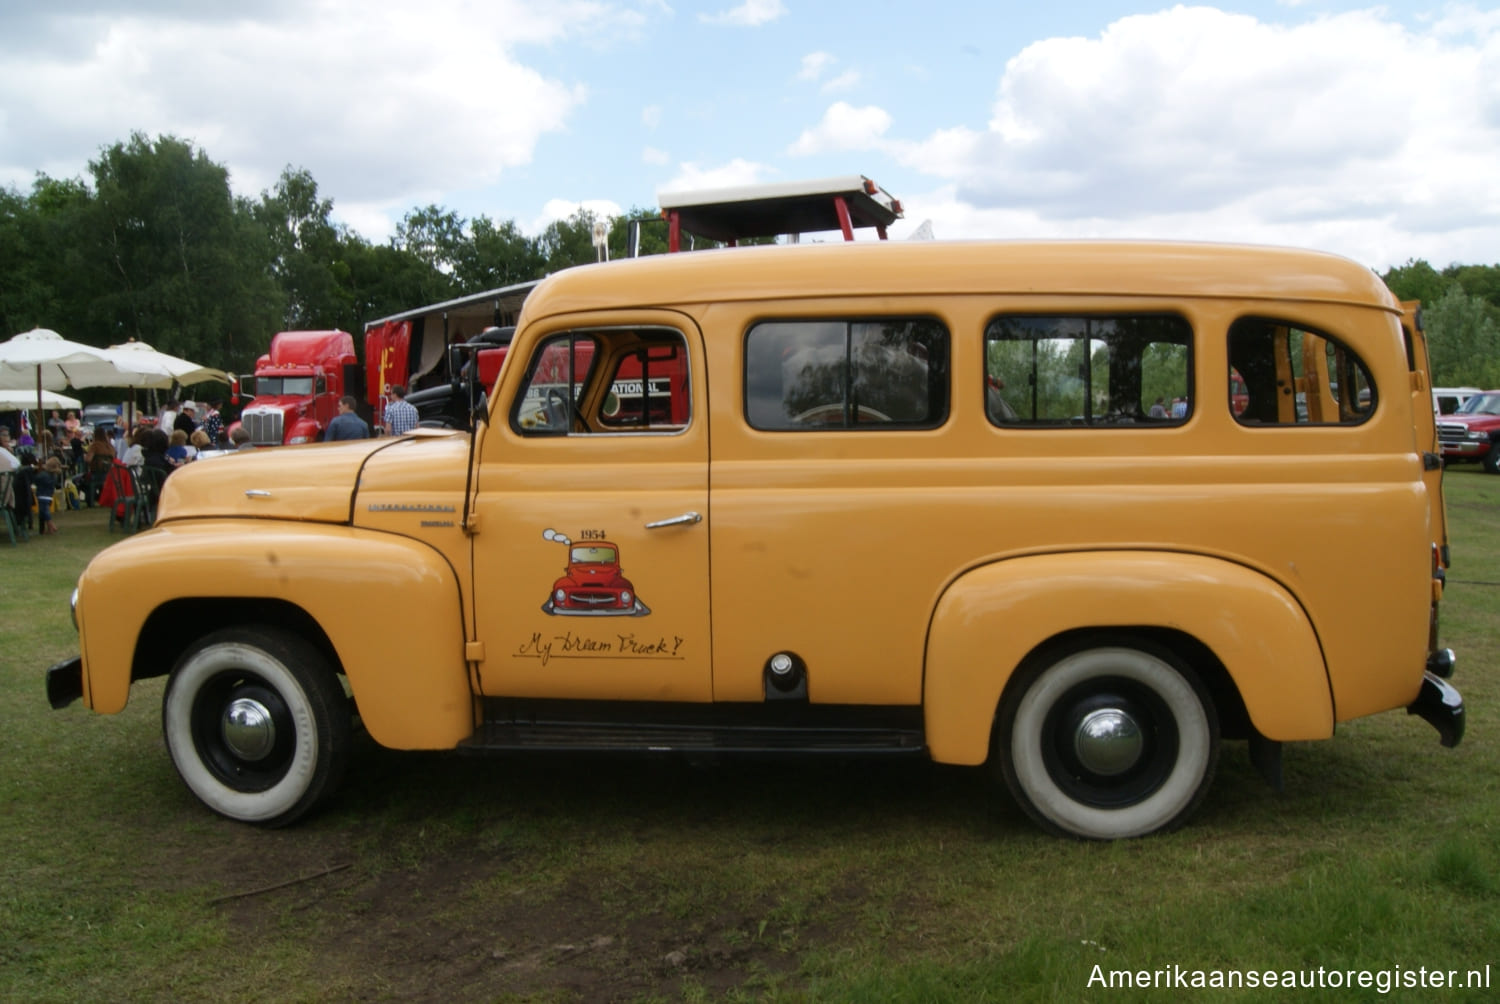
1407, 671, 1464, 748
47, 655, 83, 709
1440, 442, 1487, 460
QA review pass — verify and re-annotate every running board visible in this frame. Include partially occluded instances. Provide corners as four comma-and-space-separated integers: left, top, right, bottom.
459, 699, 927, 756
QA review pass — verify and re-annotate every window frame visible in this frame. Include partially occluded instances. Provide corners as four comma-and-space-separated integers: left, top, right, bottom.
509, 325, 692, 438
982, 312, 1195, 430
742, 315, 951, 432
1226, 315, 1378, 428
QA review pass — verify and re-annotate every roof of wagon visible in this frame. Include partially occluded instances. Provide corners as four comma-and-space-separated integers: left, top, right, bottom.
520, 240, 1397, 320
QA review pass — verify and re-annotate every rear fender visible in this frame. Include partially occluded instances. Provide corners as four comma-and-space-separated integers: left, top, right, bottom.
76, 521, 474, 749
923, 551, 1333, 765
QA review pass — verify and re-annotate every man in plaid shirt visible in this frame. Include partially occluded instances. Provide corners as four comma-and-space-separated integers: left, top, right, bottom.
383, 386, 420, 436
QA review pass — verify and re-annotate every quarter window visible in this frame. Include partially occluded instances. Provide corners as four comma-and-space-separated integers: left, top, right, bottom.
1227, 318, 1375, 425
985, 315, 1192, 427
744, 318, 949, 430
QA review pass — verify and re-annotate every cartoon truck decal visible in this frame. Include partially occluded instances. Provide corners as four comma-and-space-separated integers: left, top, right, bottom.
540, 529, 651, 616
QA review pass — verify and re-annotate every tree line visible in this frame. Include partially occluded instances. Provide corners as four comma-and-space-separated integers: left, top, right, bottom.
4, 131, 1499, 391
0, 132, 678, 381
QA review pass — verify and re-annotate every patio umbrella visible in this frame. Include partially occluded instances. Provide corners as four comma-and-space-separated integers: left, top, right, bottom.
0, 327, 124, 418
0, 328, 120, 392
0, 388, 82, 410
102, 340, 231, 390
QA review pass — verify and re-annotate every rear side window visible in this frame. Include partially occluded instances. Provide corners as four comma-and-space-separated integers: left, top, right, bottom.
1227, 318, 1375, 425
985, 315, 1192, 427
745, 318, 949, 430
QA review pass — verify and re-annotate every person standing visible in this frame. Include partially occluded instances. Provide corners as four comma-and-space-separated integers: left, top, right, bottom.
202, 400, 225, 447
383, 385, 419, 436
324, 396, 370, 441
174, 402, 198, 436
34, 456, 63, 535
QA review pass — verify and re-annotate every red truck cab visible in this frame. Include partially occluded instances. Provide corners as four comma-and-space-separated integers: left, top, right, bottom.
1437, 390, 1500, 470
237, 330, 359, 445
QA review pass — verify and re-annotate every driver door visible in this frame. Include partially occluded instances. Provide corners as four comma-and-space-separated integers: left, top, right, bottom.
468, 312, 711, 701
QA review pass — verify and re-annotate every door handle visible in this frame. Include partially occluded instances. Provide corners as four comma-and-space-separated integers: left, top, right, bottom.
645, 511, 702, 529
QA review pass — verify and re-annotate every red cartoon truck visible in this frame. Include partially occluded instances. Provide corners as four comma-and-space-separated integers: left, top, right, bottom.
540, 534, 650, 616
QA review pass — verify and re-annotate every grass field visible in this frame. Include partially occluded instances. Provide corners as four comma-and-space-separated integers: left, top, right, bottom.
2, 474, 1498, 1002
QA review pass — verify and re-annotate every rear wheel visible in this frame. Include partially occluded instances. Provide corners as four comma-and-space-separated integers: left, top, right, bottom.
162, 627, 349, 826
996, 640, 1218, 839
1483, 442, 1500, 474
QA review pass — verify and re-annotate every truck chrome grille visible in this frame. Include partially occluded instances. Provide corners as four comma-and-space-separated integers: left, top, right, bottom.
243, 409, 284, 446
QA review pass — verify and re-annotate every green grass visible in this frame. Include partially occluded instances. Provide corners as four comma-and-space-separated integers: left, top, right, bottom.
3, 479, 1499, 1001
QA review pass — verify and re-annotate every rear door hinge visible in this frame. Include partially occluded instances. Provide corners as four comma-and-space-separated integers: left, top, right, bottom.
465, 641, 486, 662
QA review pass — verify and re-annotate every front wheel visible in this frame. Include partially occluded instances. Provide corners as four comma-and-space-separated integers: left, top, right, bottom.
1483, 443, 1500, 474
162, 627, 350, 826
996, 641, 1218, 839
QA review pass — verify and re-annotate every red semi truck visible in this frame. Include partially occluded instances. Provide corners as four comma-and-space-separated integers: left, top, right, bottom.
235, 330, 362, 445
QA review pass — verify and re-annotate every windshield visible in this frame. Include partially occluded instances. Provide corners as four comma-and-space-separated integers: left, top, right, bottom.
1458, 393, 1500, 416
255, 376, 315, 397
570, 545, 617, 564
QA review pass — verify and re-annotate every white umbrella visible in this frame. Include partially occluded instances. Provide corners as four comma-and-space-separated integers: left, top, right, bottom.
0, 328, 119, 392
0, 388, 82, 410
102, 340, 231, 389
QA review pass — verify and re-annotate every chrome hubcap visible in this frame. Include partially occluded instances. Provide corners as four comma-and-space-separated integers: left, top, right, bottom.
221, 697, 277, 761
1073, 708, 1144, 776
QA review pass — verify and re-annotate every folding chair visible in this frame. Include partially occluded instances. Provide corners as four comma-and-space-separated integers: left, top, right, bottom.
133, 466, 165, 529
102, 463, 141, 534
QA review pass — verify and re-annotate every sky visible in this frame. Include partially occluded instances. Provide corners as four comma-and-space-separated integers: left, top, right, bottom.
2, 1, 1497, 271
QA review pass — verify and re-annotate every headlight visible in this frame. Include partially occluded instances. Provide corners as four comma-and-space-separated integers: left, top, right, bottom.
288, 435, 310, 444
555, 588, 566, 603
1468, 431, 1487, 441
620, 590, 632, 606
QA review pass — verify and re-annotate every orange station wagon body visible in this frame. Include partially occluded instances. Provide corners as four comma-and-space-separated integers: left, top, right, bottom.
49, 240, 1463, 839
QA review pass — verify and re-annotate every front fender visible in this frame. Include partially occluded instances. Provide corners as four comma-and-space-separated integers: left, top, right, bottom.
286, 418, 322, 445
76, 520, 474, 749
923, 551, 1333, 765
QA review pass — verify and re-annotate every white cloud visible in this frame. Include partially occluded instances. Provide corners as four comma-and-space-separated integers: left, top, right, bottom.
822, 69, 860, 93
699, 0, 786, 28
658, 158, 772, 195
874, 6, 1500, 268
529, 197, 625, 234
642, 104, 663, 129
787, 102, 892, 156
798, 51, 836, 81
0, 1, 634, 230
642, 146, 670, 165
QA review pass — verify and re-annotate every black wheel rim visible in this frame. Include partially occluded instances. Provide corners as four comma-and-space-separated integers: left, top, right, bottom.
1039, 675, 1179, 808
188, 670, 298, 792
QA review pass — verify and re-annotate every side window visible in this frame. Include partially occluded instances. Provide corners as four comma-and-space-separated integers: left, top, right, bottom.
511, 329, 690, 436
985, 315, 1192, 427
511, 334, 599, 435
744, 318, 949, 430
1227, 318, 1375, 425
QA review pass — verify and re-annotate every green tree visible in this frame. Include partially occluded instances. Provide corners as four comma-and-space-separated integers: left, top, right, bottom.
1383, 259, 1448, 306
395, 204, 465, 277
254, 166, 350, 330
535, 208, 608, 273
455, 215, 544, 292
1424, 285, 1500, 388
84, 132, 282, 373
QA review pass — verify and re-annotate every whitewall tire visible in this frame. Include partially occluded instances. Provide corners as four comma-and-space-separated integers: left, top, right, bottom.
997, 642, 1218, 840
162, 628, 350, 827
